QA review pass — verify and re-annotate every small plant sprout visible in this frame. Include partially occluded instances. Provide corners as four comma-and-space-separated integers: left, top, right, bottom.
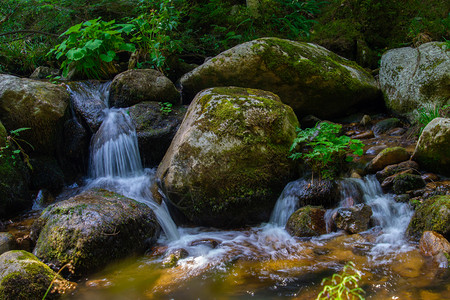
160, 102, 173, 116
0, 127, 33, 169
42, 261, 76, 300
316, 261, 365, 300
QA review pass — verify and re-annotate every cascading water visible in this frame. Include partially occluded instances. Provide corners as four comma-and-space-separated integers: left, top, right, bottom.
68, 81, 179, 241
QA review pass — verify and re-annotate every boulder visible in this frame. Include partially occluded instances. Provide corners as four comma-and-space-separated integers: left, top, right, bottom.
376, 160, 420, 182
0, 75, 70, 155
0, 250, 75, 300
285, 206, 327, 237
0, 233, 15, 255
180, 37, 381, 118
419, 231, 450, 257
392, 174, 426, 194
379, 42, 450, 122
29, 66, 60, 80
407, 195, 450, 241
31, 188, 160, 276
365, 147, 410, 173
29, 156, 64, 194
412, 118, 450, 176
372, 118, 402, 136
0, 121, 31, 219
128, 102, 187, 166
109, 69, 180, 108
156, 87, 299, 227
334, 204, 373, 234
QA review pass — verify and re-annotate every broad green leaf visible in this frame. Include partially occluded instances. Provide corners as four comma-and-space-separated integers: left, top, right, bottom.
63, 23, 82, 36
120, 43, 136, 52
85, 39, 103, 51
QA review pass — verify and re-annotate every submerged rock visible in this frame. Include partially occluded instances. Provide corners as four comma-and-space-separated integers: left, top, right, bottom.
285, 206, 327, 237
0, 74, 70, 155
379, 42, 450, 123
0, 250, 75, 300
412, 118, 450, 176
180, 37, 381, 118
156, 87, 299, 227
128, 101, 186, 166
31, 188, 160, 276
334, 204, 373, 234
109, 69, 180, 108
407, 195, 450, 241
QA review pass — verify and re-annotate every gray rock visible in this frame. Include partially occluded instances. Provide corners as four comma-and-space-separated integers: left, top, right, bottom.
334, 204, 373, 234
412, 117, 450, 176
31, 188, 161, 276
109, 69, 180, 108
156, 87, 299, 227
0, 233, 15, 255
379, 42, 450, 123
180, 37, 381, 119
286, 206, 327, 237
372, 118, 402, 136
29, 66, 60, 79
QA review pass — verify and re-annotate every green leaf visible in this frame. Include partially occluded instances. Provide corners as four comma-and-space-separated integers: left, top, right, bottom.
63, 23, 82, 36
120, 43, 136, 52
67, 48, 86, 61
85, 39, 103, 51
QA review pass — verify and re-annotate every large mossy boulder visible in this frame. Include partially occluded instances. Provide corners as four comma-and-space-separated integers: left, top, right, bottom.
407, 195, 450, 241
0, 75, 70, 155
379, 42, 450, 123
156, 87, 299, 227
412, 118, 450, 176
31, 188, 160, 277
180, 38, 381, 118
285, 206, 327, 237
129, 101, 187, 166
0, 250, 75, 300
109, 69, 180, 108
0, 121, 30, 219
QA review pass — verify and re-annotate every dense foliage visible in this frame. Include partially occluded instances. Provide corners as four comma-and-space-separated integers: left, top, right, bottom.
0, 0, 449, 76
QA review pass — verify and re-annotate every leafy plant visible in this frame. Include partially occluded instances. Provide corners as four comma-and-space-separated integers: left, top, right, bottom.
47, 17, 135, 79
46, 74, 61, 84
0, 127, 33, 169
316, 261, 365, 300
417, 103, 450, 134
160, 102, 173, 116
290, 122, 364, 180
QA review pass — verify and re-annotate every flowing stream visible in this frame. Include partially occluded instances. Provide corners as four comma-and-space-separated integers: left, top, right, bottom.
66, 82, 447, 299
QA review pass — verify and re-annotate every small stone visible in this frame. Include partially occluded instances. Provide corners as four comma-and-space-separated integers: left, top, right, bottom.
352, 130, 374, 139
162, 248, 189, 268
419, 231, 450, 257
285, 206, 327, 237
360, 115, 372, 127
0, 233, 15, 255
372, 118, 402, 136
334, 204, 373, 234
422, 173, 439, 183
387, 127, 406, 136
365, 147, 410, 173
365, 145, 387, 156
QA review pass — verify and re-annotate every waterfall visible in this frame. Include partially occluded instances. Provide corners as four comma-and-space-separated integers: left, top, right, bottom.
68, 81, 179, 241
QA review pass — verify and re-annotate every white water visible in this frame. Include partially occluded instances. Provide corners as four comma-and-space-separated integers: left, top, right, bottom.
69, 82, 179, 241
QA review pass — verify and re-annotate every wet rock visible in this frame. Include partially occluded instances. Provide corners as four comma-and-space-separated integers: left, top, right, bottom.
379, 42, 450, 123
412, 118, 450, 176
147, 245, 168, 258
0, 233, 16, 255
386, 127, 406, 136
422, 173, 439, 183
0, 120, 31, 219
109, 69, 180, 108
394, 194, 410, 203
180, 37, 381, 118
156, 87, 299, 227
189, 239, 220, 248
365, 145, 386, 156
365, 147, 410, 173
407, 195, 450, 241
31, 188, 161, 277
334, 204, 373, 234
419, 231, 450, 257
352, 130, 374, 139
29, 66, 60, 79
372, 118, 402, 136
128, 101, 186, 166
162, 248, 189, 268
392, 174, 426, 194
0, 250, 75, 299
32, 189, 56, 210
0, 74, 70, 155
285, 206, 327, 237
376, 160, 420, 182
293, 179, 340, 209
29, 156, 64, 194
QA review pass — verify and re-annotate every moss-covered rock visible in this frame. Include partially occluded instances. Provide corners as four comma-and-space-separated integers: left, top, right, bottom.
109, 69, 180, 108
412, 118, 450, 176
129, 101, 187, 166
366, 147, 410, 173
156, 87, 299, 227
407, 195, 450, 241
379, 42, 450, 123
372, 118, 402, 137
285, 206, 326, 237
180, 37, 381, 119
0, 250, 75, 300
392, 174, 426, 194
0, 74, 70, 155
31, 188, 161, 277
